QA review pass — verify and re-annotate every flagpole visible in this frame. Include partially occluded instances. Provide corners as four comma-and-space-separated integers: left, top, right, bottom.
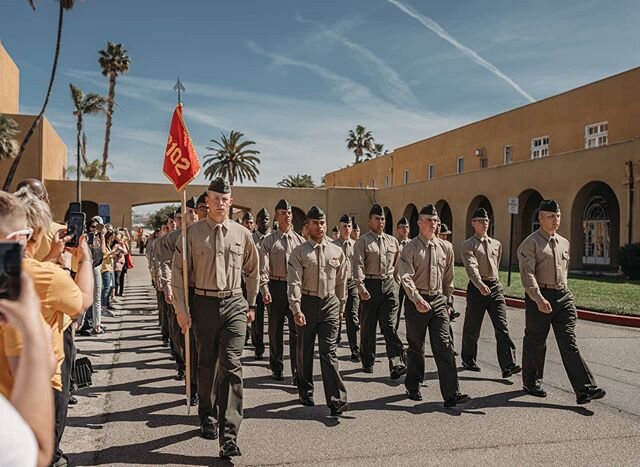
181, 187, 192, 415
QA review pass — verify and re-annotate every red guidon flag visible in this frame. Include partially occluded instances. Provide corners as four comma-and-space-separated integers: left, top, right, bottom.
163, 104, 201, 191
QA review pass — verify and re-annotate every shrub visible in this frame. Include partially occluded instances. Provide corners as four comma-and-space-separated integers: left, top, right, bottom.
618, 243, 640, 280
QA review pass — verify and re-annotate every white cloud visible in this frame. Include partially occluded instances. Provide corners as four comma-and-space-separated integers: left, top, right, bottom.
386, 0, 535, 103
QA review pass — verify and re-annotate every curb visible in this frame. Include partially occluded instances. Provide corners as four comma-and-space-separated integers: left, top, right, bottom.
453, 289, 640, 328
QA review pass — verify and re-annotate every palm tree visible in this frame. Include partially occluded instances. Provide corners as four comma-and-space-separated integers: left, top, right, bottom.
98, 42, 131, 178
277, 174, 316, 188
70, 83, 107, 201
346, 125, 374, 164
67, 159, 112, 181
3, 0, 76, 191
203, 130, 261, 186
0, 116, 19, 161
365, 142, 387, 160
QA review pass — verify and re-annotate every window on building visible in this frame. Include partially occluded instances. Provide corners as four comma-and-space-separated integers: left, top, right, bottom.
480, 158, 488, 169
531, 136, 549, 159
428, 164, 435, 180
358, 181, 363, 188
456, 156, 464, 174
403, 170, 409, 184
585, 122, 608, 148
384, 175, 390, 187
370, 178, 376, 188
504, 145, 513, 164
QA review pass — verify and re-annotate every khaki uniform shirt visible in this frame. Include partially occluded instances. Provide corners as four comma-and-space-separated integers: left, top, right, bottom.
252, 229, 271, 249
154, 229, 181, 295
259, 227, 305, 295
518, 229, 571, 305
287, 238, 348, 315
332, 237, 355, 281
352, 231, 400, 294
398, 235, 454, 304
172, 217, 259, 314
462, 234, 502, 290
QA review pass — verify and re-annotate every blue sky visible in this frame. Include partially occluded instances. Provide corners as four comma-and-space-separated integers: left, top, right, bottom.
2, 0, 639, 189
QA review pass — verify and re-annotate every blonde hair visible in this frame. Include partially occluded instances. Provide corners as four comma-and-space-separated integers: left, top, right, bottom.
13, 186, 53, 241
0, 191, 27, 235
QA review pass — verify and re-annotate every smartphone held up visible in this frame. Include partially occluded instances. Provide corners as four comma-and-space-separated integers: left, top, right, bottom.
0, 241, 22, 300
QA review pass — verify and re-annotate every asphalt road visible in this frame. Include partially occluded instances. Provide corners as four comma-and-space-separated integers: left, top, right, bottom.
62, 254, 640, 466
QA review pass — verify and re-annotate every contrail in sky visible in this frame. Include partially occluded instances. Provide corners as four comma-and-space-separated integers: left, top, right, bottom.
386, 0, 535, 102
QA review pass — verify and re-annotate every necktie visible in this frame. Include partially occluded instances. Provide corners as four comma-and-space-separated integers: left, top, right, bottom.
550, 236, 559, 285
482, 238, 493, 277
428, 241, 437, 290
214, 224, 227, 290
378, 236, 385, 274
317, 244, 327, 298
282, 233, 289, 272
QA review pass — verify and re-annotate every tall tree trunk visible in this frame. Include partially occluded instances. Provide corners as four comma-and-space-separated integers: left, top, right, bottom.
228, 162, 234, 219
2, 2, 65, 191
101, 73, 116, 177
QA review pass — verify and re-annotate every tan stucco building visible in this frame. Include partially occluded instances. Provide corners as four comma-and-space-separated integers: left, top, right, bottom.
2, 42, 638, 271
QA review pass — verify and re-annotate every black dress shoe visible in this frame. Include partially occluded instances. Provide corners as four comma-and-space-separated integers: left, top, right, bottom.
462, 361, 481, 372
68, 396, 78, 405
175, 370, 185, 381
200, 420, 218, 440
351, 350, 361, 362
299, 395, 315, 407
363, 366, 374, 374
406, 389, 423, 401
189, 394, 199, 406
329, 400, 348, 416
523, 384, 547, 398
255, 353, 264, 361
390, 365, 407, 380
161, 339, 170, 347
502, 364, 522, 378
219, 440, 241, 458
271, 371, 284, 381
577, 386, 606, 404
444, 392, 470, 408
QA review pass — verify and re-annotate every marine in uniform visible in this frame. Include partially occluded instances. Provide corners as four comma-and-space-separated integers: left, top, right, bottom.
288, 206, 349, 415
196, 191, 209, 220
250, 208, 271, 359
461, 208, 520, 377
155, 198, 199, 404
352, 204, 406, 378
333, 213, 361, 361
398, 204, 469, 407
241, 211, 255, 232
394, 216, 410, 332
518, 199, 605, 404
350, 218, 360, 241
260, 199, 306, 383
172, 178, 259, 458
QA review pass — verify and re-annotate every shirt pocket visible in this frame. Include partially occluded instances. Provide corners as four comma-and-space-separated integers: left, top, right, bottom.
229, 244, 243, 269
561, 250, 570, 263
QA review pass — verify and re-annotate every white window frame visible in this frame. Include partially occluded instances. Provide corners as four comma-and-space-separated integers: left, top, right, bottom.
531, 136, 549, 159
370, 178, 376, 188
503, 145, 513, 165
585, 121, 608, 149
456, 156, 464, 174
384, 175, 390, 187
428, 164, 435, 180
480, 158, 488, 169
403, 170, 409, 185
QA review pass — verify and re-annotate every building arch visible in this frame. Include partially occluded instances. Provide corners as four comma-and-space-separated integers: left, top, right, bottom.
515, 189, 544, 246
571, 181, 620, 268
383, 206, 393, 235
466, 195, 494, 238
403, 203, 419, 238
435, 199, 453, 236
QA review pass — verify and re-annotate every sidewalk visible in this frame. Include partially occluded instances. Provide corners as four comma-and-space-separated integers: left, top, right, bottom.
62, 254, 640, 466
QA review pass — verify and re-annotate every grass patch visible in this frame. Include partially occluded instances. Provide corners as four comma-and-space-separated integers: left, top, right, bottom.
453, 265, 640, 317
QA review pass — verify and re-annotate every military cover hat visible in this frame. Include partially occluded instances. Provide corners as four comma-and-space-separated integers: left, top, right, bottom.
472, 208, 489, 220
419, 204, 438, 217
306, 206, 326, 220
539, 199, 560, 213
275, 199, 291, 211
207, 177, 230, 194
369, 204, 384, 216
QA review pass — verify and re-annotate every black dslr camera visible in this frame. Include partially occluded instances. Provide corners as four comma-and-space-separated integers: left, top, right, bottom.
0, 241, 22, 300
